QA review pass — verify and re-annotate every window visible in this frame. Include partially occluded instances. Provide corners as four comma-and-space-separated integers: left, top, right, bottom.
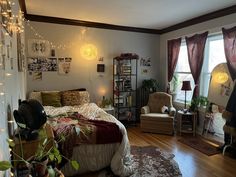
200, 35, 226, 97
170, 42, 194, 103
171, 34, 226, 103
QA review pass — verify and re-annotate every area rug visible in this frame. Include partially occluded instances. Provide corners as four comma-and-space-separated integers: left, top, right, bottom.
98, 146, 182, 177
178, 136, 222, 156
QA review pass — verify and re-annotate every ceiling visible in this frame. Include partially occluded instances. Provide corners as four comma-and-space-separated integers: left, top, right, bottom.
25, 0, 236, 30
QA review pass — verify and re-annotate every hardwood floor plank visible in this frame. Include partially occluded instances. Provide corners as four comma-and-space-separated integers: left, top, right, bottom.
127, 126, 236, 177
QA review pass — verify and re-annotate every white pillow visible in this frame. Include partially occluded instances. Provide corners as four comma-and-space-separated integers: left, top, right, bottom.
161, 105, 169, 113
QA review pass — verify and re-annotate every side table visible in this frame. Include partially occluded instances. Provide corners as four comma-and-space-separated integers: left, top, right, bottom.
177, 110, 197, 136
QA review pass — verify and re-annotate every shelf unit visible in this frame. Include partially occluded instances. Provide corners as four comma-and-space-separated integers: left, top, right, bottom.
113, 53, 138, 125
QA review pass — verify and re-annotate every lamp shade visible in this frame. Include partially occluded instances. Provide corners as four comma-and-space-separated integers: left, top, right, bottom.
181, 81, 192, 91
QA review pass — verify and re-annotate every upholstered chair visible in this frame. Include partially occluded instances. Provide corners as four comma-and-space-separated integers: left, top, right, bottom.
140, 92, 176, 135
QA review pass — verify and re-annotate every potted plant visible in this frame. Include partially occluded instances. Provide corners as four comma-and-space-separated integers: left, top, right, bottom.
1, 131, 79, 176
142, 79, 159, 92
189, 96, 209, 112
170, 75, 179, 100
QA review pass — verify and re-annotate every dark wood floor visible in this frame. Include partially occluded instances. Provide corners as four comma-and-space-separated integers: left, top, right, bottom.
81, 125, 236, 177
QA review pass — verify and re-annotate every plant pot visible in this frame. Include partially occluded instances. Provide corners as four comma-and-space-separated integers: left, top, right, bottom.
33, 157, 48, 177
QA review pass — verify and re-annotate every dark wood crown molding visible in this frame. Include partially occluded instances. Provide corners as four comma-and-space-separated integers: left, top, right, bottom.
25, 14, 161, 34
160, 5, 236, 34
20, 0, 236, 35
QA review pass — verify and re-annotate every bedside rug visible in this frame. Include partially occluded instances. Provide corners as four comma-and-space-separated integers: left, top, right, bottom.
178, 136, 222, 156
98, 146, 182, 177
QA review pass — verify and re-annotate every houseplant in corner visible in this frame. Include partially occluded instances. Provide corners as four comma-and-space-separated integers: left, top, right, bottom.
142, 78, 159, 92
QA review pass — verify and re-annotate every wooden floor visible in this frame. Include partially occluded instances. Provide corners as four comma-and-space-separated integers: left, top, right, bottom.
81, 125, 236, 177
128, 126, 236, 177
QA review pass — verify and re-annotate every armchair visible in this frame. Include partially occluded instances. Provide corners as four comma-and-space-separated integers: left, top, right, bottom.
140, 92, 176, 135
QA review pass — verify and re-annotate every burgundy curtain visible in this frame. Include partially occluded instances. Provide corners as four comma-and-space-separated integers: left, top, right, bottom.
222, 26, 236, 81
185, 31, 208, 97
167, 37, 182, 93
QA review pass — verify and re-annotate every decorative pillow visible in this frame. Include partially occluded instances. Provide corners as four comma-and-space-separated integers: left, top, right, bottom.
61, 91, 80, 106
28, 91, 42, 104
41, 91, 62, 107
79, 91, 90, 105
161, 105, 169, 113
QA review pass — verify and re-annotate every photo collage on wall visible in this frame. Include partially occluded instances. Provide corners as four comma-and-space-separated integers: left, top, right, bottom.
140, 57, 151, 74
28, 57, 72, 80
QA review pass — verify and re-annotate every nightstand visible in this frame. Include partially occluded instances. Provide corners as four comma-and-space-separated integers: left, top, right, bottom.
13, 123, 54, 164
177, 110, 197, 136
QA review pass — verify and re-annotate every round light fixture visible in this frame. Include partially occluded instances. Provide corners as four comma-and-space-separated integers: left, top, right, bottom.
80, 44, 98, 60
214, 72, 228, 84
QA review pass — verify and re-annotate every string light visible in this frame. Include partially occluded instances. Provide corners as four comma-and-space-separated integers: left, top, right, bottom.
26, 20, 89, 50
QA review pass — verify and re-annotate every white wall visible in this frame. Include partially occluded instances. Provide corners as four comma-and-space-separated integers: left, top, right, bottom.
25, 22, 160, 102
0, 0, 27, 176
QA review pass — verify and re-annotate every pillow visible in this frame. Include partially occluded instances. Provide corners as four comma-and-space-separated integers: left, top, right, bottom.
79, 91, 90, 105
61, 91, 80, 106
28, 91, 42, 104
161, 105, 169, 113
41, 91, 62, 107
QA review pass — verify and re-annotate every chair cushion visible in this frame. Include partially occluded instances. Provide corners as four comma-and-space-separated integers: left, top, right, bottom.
140, 113, 174, 122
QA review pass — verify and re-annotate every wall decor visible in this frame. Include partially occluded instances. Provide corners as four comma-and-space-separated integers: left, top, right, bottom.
28, 39, 51, 57
97, 64, 105, 72
142, 69, 148, 74
28, 57, 58, 72
28, 57, 41, 71
32, 72, 42, 81
46, 58, 57, 71
140, 57, 151, 67
0, 0, 13, 36
58, 57, 72, 74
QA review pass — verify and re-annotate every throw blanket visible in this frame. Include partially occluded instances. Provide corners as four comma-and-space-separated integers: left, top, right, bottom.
51, 113, 122, 158
44, 103, 133, 177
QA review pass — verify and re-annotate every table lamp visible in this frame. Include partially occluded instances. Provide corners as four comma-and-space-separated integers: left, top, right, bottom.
181, 80, 192, 112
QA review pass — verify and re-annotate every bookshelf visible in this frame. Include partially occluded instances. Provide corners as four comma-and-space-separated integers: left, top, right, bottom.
113, 53, 138, 125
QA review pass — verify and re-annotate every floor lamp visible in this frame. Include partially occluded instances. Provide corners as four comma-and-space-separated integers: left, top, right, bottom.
181, 81, 192, 112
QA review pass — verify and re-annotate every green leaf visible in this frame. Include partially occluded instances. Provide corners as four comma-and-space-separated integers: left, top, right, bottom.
71, 160, 79, 170
7, 139, 15, 147
49, 154, 54, 161
0, 161, 11, 171
56, 154, 62, 163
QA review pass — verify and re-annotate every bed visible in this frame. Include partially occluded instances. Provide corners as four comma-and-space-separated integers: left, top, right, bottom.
28, 90, 133, 177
